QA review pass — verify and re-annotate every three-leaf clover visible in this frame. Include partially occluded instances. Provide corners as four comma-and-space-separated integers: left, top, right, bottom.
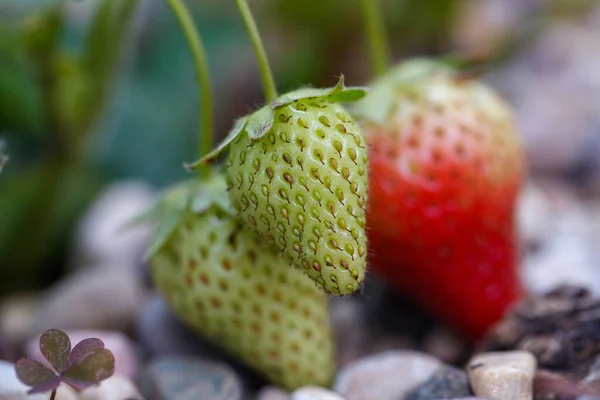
15, 329, 115, 394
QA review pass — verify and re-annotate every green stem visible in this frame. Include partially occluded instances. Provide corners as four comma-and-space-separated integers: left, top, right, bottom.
234, 0, 278, 101
360, 0, 390, 77
165, 0, 214, 173
49, 389, 57, 400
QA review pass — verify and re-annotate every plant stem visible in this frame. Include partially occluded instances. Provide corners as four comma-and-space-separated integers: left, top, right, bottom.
360, 0, 390, 78
165, 0, 214, 172
49, 389, 57, 400
234, 0, 278, 101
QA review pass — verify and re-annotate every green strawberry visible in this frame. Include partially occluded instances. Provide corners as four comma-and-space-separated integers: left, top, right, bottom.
188, 77, 370, 296
140, 172, 335, 390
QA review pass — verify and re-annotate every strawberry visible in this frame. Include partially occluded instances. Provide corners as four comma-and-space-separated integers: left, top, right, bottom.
351, 58, 526, 340
140, 172, 335, 390
188, 77, 370, 296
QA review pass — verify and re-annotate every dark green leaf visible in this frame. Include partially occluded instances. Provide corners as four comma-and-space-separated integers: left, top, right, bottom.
61, 348, 115, 386
15, 358, 58, 387
39, 329, 71, 372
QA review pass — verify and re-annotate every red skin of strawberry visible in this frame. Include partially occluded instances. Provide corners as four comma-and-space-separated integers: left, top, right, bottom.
363, 79, 526, 341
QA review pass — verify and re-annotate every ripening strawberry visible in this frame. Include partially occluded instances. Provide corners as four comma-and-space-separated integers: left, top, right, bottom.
189, 78, 370, 296
142, 174, 335, 390
352, 58, 526, 340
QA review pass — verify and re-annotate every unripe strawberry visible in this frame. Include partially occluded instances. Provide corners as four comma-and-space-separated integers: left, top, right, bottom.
189, 78, 370, 296
141, 174, 335, 390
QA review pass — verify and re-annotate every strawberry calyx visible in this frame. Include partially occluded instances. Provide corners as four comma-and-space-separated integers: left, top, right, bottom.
185, 75, 368, 170
131, 169, 234, 260
351, 58, 456, 124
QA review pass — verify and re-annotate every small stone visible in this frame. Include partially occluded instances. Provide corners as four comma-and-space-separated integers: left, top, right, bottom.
79, 375, 144, 400
25, 330, 138, 379
256, 386, 290, 400
139, 356, 243, 400
467, 350, 537, 400
422, 327, 470, 365
329, 296, 368, 368
69, 180, 155, 269
405, 365, 472, 400
516, 182, 552, 250
0, 293, 39, 347
291, 386, 345, 400
333, 350, 442, 400
31, 266, 144, 334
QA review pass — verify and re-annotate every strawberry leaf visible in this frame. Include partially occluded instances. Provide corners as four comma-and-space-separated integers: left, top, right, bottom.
271, 75, 367, 108
39, 329, 71, 372
185, 116, 249, 170
15, 358, 58, 388
61, 348, 115, 388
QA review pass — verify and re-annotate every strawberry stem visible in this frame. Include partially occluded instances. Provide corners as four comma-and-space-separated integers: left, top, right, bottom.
234, 0, 278, 102
165, 0, 214, 175
360, 0, 390, 77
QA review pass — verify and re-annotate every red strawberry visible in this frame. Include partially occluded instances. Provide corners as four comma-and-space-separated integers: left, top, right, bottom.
352, 59, 526, 340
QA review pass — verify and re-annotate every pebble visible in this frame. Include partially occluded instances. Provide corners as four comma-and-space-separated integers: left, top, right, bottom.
516, 182, 552, 250
31, 266, 144, 334
422, 327, 470, 365
467, 350, 537, 400
256, 386, 290, 400
0, 293, 39, 347
68, 180, 155, 270
291, 387, 346, 400
328, 296, 369, 368
79, 375, 144, 400
333, 350, 442, 400
25, 330, 138, 379
139, 356, 243, 400
136, 294, 266, 390
404, 365, 472, 400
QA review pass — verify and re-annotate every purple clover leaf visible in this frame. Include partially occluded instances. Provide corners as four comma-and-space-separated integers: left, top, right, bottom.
15, 329, 115, 395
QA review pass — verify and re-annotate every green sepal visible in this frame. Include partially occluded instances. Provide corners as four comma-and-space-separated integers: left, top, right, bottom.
185, 116, 249, 170
271, 75, 368, 109
126, 170, 235, 261
350, 58, 452, 124
187, 75, 368, 169
246, 105, 275, 141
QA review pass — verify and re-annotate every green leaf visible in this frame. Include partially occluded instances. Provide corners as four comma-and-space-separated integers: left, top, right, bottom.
185, 116, 248, 170
39, 329, 71, 372
271, 75, 367, 109
245, 105, 274, 141
15, 358, 58, 388
61, 348, 115, 387
142, 200, 185, 261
